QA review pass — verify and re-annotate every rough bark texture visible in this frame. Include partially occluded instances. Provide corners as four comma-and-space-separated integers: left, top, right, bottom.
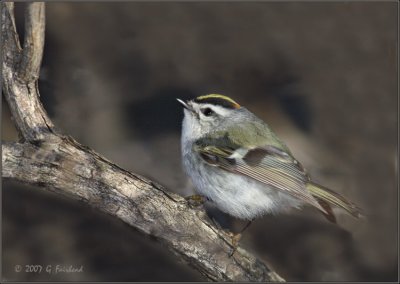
2, 2, 54, 142
1, 2, 284, 282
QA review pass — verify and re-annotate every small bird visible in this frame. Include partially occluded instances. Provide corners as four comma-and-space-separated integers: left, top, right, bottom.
177, 94, 361, 250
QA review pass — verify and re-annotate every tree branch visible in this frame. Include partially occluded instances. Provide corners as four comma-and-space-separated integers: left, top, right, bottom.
2, 2, 54, 142
18, 2, 45, 82
1, 2, 284, 282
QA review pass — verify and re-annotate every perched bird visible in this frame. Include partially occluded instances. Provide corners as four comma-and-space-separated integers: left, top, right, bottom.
177, 94, 361, 251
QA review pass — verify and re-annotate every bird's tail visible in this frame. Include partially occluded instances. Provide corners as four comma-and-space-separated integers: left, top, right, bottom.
307, 182, 363, 222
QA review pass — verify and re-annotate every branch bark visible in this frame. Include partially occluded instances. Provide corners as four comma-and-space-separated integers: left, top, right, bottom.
1, 2, 284, 282
2, 2, 54, 142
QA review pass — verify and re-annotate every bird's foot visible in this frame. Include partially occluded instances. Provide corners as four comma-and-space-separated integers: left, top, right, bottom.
228, 232, 242, 257
185, 194, 207, 208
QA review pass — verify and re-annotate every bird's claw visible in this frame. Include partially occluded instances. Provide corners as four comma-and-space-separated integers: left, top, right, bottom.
185, 194, 206, 208
228, 232, 242, 257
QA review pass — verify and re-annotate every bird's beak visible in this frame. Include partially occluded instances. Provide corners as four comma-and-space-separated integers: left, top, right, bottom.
177, 98, 193, 112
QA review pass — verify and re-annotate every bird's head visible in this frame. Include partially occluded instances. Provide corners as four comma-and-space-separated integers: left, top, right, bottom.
177, 94, 242, 140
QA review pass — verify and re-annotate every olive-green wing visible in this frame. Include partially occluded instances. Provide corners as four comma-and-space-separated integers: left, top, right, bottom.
194, 143, 326, 213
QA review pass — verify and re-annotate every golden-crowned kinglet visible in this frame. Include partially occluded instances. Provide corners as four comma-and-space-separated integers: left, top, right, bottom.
177, 94, 362, 224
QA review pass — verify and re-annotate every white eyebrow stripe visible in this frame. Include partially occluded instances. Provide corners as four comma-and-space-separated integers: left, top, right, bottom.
198, 104, 232, 116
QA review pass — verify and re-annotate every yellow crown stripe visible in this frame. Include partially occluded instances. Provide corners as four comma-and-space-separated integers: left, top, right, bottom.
196, 94, 241, 108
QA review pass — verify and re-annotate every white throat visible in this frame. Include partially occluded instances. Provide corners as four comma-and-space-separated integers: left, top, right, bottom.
181, 110, 203, 144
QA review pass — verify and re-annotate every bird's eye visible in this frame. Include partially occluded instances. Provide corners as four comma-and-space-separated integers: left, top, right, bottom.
201, 108, 214, 117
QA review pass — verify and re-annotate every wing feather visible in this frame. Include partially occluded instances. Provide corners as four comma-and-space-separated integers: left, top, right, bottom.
195, 144, 325, 212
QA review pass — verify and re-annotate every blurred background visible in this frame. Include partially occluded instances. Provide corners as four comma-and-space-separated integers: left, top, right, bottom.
2, 1, 397, 281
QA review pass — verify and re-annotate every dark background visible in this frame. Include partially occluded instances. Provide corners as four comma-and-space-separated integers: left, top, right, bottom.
2, 1, 398, 281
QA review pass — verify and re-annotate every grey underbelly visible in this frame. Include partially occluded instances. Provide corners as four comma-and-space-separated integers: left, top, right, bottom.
183, 154, 303, 220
